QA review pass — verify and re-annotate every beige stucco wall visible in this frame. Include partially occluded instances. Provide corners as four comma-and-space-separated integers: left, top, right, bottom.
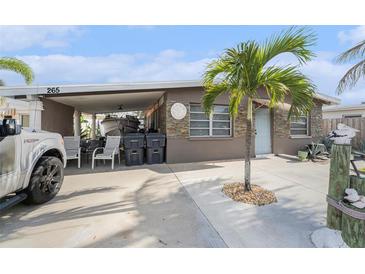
41, 98, 74, 136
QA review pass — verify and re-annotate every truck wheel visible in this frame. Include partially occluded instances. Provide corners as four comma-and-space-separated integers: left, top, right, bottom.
24, 156, 64, 204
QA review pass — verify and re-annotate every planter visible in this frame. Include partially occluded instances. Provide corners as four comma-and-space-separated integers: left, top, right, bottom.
298, 150, 308, 161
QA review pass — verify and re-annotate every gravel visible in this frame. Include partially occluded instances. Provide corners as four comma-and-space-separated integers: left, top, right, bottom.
222, 183, 277, 206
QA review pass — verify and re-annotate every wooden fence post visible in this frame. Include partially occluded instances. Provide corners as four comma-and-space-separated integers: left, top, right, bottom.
327, 144, 351, 230
340, 175, 365, 248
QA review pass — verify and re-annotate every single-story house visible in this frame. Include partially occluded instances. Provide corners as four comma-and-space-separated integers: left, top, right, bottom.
0, 80, 339, 163
323, 103, 365, 119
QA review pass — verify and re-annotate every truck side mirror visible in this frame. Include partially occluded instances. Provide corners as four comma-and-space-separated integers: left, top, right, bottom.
2, 119, 21, 136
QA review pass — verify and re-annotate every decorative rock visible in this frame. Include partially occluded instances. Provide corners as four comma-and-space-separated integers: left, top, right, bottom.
329, 123, 359, 145
345, 188, 358, 196
311, 227, 348, 248
360, 196, 365, 203
344, 193, 360, 202
351, 201, 365, 209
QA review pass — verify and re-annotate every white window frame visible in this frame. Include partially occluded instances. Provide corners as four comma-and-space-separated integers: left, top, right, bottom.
189, 104, 232, 137
290, 115, 309, 136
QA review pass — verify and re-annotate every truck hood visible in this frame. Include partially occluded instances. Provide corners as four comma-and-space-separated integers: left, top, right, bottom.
21, 128, 64, 141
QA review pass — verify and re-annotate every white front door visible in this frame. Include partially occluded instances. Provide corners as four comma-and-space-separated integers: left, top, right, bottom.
255, 108, 272, 155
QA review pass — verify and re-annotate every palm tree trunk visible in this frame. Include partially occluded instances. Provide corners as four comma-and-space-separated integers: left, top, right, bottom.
244, 98, 253, 191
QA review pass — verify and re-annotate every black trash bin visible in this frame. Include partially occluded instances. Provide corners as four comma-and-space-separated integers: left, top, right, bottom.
125, 148, 144, 166
146, 133, 166, 164
124, 133, 145, 149
146, 147, 164, 164
146, 133, 166, 148
124, 133, 145, 165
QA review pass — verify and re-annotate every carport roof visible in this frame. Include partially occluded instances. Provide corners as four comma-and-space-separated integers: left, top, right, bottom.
0, 79, 340, 105
0, 80, 202, 97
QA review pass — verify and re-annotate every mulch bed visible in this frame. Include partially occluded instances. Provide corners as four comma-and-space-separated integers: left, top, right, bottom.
222, 183, 277, 206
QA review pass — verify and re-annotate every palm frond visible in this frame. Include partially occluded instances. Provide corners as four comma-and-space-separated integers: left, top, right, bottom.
337, 59, 365, 94
0, 57, 34, 84
202, 82, 229, 115
202, 27, 316, 119
261, 27, 316, 65
203, 58, 231, 85
336, 40, 365, 63
260, 65, 315, 117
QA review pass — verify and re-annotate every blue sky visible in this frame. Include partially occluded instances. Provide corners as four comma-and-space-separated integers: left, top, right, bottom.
1, 25, 365, 105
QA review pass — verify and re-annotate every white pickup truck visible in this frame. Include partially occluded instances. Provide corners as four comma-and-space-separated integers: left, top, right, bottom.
0, 118, 66, 211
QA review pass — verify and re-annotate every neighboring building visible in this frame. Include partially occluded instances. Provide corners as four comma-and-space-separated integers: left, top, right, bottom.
323, 103, 365, 119
0, 80, 339, 163
0, 97, 43, 129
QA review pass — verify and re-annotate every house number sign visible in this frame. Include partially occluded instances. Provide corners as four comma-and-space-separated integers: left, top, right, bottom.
170, 103, 187, 120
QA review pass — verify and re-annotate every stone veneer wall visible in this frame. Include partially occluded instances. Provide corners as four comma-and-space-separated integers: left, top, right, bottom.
273, 99, 323, 139
158, 99, 167, 134
165, 100, 190, 138
272, 107, 291, 139
310, 101, 323, 141
233, 106, 246, 138
272, 99, 324, 155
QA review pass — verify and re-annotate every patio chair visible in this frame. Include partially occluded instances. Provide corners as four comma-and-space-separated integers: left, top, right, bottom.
64, 136, 81, 168
91, 136, 121, 170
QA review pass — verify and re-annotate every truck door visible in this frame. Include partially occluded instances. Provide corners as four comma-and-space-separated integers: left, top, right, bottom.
0, 120, 22, 198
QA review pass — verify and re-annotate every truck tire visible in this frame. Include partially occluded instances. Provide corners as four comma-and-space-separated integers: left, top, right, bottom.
24, 156, 64, 204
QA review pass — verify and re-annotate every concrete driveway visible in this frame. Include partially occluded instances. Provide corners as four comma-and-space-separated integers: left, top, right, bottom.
169, 155, 330, 247
0, 164, 226, 247
0, 156, 330, 248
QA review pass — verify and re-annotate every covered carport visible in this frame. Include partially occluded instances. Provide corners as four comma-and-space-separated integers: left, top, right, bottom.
0, 81, 187, 137
46, 88, 165, 138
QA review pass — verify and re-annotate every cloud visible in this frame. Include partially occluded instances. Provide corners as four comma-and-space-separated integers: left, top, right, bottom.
338, 25, 365, 44
263, 51, 365, 104
0, 26, 81, 51
1, 49, 364, 105
302, 52, 365, 105
0, 49, 211, 85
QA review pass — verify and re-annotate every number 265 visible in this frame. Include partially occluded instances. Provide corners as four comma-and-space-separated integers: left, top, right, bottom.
47, 87, 60, 93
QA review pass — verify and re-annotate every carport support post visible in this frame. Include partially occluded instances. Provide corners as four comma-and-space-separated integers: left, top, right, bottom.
74, 110, 81, 137
91, 113, 96, 140
326, 144, 351, 230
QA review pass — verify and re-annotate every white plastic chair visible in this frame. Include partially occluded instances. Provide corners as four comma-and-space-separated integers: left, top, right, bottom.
92, 136, 121, 170
64, 136, 81, 168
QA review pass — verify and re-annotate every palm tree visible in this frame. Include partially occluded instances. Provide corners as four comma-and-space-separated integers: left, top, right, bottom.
0, 57, 34, 105
336, 40, 365, 93
202, 28, 316, 191
0, 57, 34, 86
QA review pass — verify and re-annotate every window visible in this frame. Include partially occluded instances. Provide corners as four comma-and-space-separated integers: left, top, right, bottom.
343, 114, 362, 118
290, 115, 309, 136
20, 114, 30, 127
190, 104, 231, 137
